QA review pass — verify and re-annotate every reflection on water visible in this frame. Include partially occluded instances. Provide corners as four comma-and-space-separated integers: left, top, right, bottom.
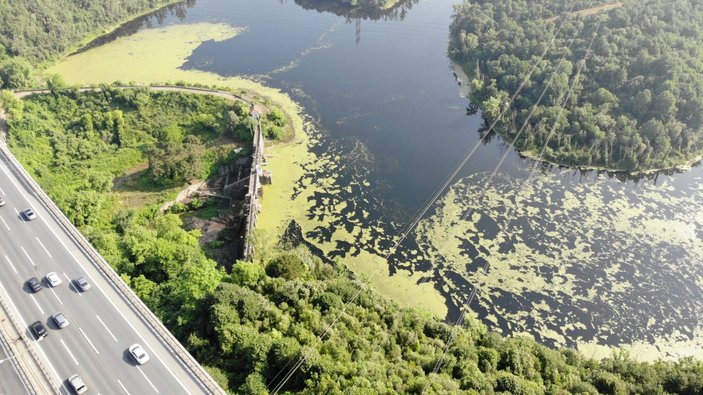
293, 0, 419, 20
74, 0, 198, 54
82, 0, 703, 358
293, 0, 419, 44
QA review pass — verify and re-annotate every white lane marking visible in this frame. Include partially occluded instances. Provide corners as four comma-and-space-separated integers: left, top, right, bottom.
117, 379, 131, 394
0, 187, 5, 195
49, 287, 63, 305
29, 294, 44, 315
20, 246, 36, 267
35, 237, 52, 258
0, 164, 32, 203
12, 207, 19, 215
0, 280, 67, 392
0, 162, 193, 393
0, 216, 9, 231
60, 339, 79, 365
34, 214, 193, 394
137, 366, 160, 393
64, 272, 82, 297
4, 254, 17, 274
96, 315, 118, 342
79, 327, 100, 355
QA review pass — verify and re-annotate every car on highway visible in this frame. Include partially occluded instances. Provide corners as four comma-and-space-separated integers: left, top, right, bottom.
46, 272, 62, 287
74, 276, 91, 292
52, 312, 69, 329
129, 343, 150, 365
27, 277, 42, 293
68, 374, 87, 394
30, 321, 47, 341
21, 208, 37, 221
0, 197, 5, 207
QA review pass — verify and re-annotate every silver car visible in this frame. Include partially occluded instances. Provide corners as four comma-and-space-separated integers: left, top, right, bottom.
74, 276, 91, 292
22, 208, 37, 221
52, 312, 69, 329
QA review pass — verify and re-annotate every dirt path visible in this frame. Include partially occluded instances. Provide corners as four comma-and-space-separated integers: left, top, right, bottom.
13, 85, 252, 104
546, 2, 622, 22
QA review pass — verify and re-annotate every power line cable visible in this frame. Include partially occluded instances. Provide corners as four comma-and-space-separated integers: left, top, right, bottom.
421, 19, 603, 390
364, 17, 581, 366
267, 4, 580, 393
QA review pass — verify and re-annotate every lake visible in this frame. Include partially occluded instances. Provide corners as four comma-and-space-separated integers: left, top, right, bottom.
77, 0, 703, 360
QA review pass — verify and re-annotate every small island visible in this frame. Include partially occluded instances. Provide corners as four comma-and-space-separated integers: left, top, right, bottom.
450, 0, 703, 172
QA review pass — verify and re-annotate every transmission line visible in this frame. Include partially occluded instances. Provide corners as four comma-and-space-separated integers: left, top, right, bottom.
422, 19, 603, 390
267, 3, 580, 393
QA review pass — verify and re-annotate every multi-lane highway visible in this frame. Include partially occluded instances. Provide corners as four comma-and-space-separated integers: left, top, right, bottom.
0, 155, 214, 394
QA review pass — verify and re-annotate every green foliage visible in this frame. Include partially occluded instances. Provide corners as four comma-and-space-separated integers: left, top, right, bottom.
0, 58, 35, 89
0, 0, 178, 63
148, 127, 206, 185
232, 261, 266, 287
450, 0, 703, 171
266, 253, 307, 280
8, 90, 701, 395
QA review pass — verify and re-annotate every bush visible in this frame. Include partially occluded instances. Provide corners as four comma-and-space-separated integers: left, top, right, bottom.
266, 253, 307, 280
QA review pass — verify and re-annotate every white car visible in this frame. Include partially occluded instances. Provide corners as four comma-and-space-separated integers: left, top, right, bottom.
68, 374, 87, 394
128, 344, 150, 365
46, 272, 62, 287
0, 197, 6, 207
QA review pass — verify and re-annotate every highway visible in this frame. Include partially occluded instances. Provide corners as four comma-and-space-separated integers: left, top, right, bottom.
0, 156, 212, 394
0, 337, 30, 395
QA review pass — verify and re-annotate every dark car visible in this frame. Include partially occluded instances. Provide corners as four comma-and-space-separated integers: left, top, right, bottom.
74, 276, 91, 292
22, 208, 37, 221
27, 277, 41, 293
30, 321, 47, 341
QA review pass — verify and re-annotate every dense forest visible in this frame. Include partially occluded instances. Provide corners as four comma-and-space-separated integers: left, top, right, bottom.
0, 0, 192, 89
2, 89, 703, 393
450, 0, 703, 171
0, 0, 180, 63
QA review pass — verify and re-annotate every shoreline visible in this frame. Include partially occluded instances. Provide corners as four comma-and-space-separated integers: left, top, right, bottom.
450, 61, 703, 177
519, 149, 703, 177
41, 0, 183, 68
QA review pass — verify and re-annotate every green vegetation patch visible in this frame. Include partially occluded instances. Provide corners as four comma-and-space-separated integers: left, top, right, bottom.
0, 0, 180, 64
450, 0, 703, 171
397, 169, 703, 361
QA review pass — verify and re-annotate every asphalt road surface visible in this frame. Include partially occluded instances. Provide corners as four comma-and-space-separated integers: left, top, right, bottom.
0, 158, 209, 394
0, 336, 30, 395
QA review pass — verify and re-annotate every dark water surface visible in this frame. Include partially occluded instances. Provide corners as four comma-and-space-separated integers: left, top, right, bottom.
99, 0, 703, 354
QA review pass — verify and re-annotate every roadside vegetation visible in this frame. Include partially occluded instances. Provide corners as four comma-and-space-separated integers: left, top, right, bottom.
450, 0, 703, 171
3, 88, 703, 394
0, 86, 286, 344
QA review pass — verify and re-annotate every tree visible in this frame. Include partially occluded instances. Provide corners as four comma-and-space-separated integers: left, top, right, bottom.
266, 253, 307, 280
0, 58, 35, 89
